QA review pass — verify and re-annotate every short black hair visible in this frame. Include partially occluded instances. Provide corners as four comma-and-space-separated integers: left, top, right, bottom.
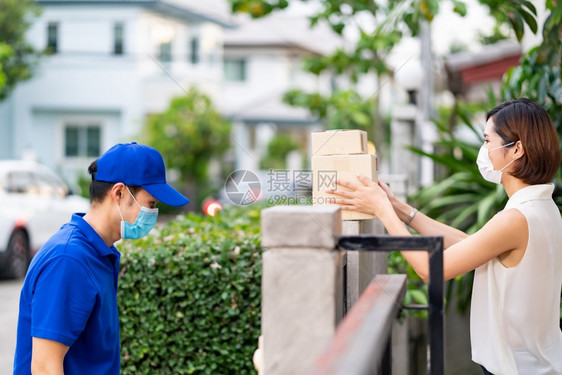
88, 159, 141, 203
486, 98, 560, 184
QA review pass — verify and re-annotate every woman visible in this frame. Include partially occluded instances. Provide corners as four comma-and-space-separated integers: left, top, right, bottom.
328, 98, 562, 374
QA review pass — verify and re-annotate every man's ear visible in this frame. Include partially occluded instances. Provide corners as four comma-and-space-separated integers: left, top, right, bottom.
110, 183, 126, 203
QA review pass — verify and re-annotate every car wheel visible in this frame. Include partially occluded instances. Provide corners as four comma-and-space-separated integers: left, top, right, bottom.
4, 230, 30, 279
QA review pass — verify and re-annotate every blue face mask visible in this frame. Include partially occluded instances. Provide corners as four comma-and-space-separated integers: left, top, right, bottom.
117, 187, 158, 239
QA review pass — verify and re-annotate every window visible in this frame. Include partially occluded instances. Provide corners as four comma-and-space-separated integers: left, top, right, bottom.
114, 23, 124, 55
47, 22, 58, 54
189, 37, 200, 64
158, 41, 172, 63
64, 124, 101, 158
224, 58, 247, 82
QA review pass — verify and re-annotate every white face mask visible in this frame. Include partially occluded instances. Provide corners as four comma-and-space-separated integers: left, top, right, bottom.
476, 141, 516, 184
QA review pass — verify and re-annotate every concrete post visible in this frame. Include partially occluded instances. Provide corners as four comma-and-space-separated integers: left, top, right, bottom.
232, 120, 255, 171
261, 205, 343, 375
391, 104, 418, 196
343, 219, 387, 312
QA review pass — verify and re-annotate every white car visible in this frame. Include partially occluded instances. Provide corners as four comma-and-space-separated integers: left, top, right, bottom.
0, 160, 90, 278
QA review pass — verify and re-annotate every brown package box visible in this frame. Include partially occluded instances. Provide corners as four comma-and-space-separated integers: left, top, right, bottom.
311, 154, 378, 220
311, 130, 368, 156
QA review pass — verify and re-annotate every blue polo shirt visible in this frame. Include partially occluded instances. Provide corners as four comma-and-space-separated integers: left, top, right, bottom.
14, 213, 121, 375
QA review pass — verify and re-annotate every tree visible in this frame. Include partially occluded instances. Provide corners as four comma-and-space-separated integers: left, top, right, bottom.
0, 0, 41, 100
283, 89, 378, 140
411, 2, 562, 310
502, 0, 562, 140
143, 88, 231, 207
227, 0, 540, 156
259, 133, 299, 170
227, 0, 553, 315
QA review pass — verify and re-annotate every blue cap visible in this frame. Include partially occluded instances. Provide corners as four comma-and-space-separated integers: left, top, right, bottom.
95, 142, 189, 207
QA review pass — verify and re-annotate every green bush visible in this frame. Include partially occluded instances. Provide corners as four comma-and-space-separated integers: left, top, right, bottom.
118, 205, 262, 374
259, 133, 300, 170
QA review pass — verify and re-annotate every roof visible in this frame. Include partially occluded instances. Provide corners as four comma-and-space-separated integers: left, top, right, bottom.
444, 40, 522, 92
444, 40, 521, 71
37, 0, 235, 27
177, 0, 343, 55
224, 13, 344, 56
170, 0, 239, 25
225, 92, 318, 125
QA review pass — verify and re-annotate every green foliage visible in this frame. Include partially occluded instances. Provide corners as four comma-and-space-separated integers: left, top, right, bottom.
228, 0, 548, 316
229, 0, 289, 18
259, 133, 299, 170
284, 89, 375, 131
408, 102, 510, 312
477, 0, 539, 41
226, 0, 436, 160
301, 30, 400, 82
409, 0, 562, 305
410, 108, 508, 233
143, 88, 231, 205
501, 0, 562, 136
228, 0, 539, 166
388, 251, 428, 318
228, 0, 539, 79
118, 205, 262, 374
0, 0, 41, 100
478, 24, 511, 45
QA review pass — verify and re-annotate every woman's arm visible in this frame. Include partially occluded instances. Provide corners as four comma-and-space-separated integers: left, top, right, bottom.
378, 181, 468, 248
331, 177, 468, 248
328, 175, 528, 283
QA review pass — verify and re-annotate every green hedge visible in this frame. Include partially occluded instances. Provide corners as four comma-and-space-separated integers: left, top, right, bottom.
118, 205, 262, 374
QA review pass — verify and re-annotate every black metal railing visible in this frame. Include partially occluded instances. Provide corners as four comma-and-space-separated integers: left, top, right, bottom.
337, 235, 444, 375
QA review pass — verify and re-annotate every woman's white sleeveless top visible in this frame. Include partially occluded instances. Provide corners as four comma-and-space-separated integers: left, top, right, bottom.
471, 184, 562, 374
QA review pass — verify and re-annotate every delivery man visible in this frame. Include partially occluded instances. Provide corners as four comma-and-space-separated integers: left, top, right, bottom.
13, 142, 189, 374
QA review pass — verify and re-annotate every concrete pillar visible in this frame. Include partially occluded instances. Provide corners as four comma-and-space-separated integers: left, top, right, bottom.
232, 120, 256, 171
391, 319, 409, 375
420, 120, 437, 187
261, 205, 343, 375
255, 122, 276, 166
343, 219, 387, 312
391, 104, 418, 196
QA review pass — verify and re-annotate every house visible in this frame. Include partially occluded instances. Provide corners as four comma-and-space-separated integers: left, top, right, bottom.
444, 40, 522, 102
0, 0, 231, 186
220, 12, 343, 171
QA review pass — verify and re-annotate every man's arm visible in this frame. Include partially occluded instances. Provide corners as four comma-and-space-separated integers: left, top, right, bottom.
31, 338, 69, 375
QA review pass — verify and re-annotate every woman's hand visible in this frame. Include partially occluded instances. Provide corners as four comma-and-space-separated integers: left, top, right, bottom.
377, 180, 410, 221
326, 174, 395, 218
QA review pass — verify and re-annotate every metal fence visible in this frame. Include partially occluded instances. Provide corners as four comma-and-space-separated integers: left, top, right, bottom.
310, 235, 444, 375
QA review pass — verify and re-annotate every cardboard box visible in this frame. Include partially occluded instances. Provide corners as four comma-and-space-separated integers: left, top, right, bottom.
311, 154, 378, 221
311, 130, 368, 156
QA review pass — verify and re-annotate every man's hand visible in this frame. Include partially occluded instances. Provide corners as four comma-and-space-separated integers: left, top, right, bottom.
31, 337, 69, 375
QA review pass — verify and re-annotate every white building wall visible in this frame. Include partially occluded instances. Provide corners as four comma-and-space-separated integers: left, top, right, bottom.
222, 48, 287, 112
137, 11, 224, 112
222, 46, 333, 115
3, 3, 225, 185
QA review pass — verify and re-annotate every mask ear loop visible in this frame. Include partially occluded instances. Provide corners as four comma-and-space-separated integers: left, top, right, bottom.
499, 145, 520, 173
499, 158, 517, 172
116, 204, 125, 221
125, 186, 142, 209
489, 141, 516, 152
116, 197, 126, 239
